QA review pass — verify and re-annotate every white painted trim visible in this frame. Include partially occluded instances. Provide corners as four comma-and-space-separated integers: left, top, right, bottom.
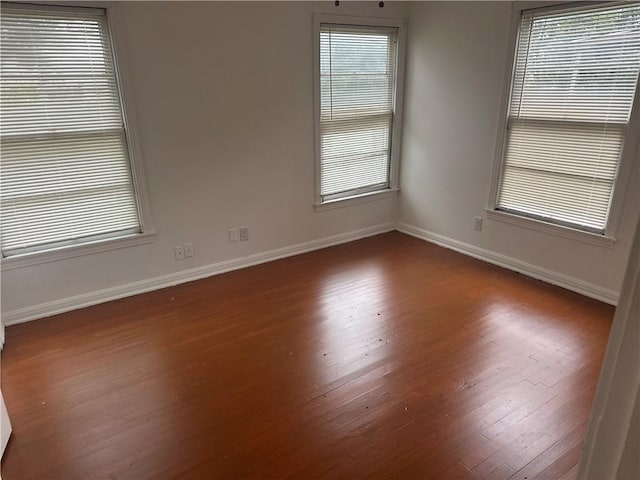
107, 4, 155, 236
0, 4, 156, 267
389, 16, 407, 194
485, 209, 615, 248
486, 1, 519, 211
2, 223, 395, 326
314, 188, 399, 211
1, 392, 12, 459
1, 1, 104, 15
487, 1, 640, 240
313, 14, 406, 30
1, 232, 155, 271
312, 14, 407, 206
396, 222, 618, 305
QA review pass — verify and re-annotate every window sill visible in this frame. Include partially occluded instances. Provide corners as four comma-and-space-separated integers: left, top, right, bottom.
485, 209, 615, 248
1, 231, 156, 271
315, 188, 399, 212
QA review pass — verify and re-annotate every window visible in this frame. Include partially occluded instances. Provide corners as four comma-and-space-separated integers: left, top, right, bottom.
315, 18, 404, 205
0, 3, 149, 260
494, 3, 640, 234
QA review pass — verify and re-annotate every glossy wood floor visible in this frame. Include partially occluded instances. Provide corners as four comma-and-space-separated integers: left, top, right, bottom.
1, 232, 613, 479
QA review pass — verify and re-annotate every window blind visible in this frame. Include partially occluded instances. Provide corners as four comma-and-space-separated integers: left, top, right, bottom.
497, 3, 640, 232
319, 24, 398, 201
0, 4, 140, 256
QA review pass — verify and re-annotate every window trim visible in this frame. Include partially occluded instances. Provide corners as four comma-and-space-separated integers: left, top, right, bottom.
312, 14, 407, 207
0, 2, 155, 271
314, 187, 400, 212
487, 1, 640, 246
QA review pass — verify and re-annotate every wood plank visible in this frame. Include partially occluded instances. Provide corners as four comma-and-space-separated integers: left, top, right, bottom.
0, 232, 612, 479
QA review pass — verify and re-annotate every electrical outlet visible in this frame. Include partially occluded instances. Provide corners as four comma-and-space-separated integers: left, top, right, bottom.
184, 242, 194, 258
174, 245, 185, 260
473, 216, 483, 231
228, 228, 238, 243
239, 226, 249, 241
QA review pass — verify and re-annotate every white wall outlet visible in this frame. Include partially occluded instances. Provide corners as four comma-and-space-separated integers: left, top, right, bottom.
174, 245, 185, 260
184, 242, 194, 258
474, 216, 483, 231
239, 226, 249, 241
228, 228, 238, 243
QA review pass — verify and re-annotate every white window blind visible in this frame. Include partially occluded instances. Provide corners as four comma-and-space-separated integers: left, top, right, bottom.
319, 24, 398, 201
497, 3, 640, 232
0, 4, 140, 257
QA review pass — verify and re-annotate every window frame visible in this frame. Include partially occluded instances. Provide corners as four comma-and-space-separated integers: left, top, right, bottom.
0, 2, 155, 271
312, 14, 407, 210
487, 1, 640, 248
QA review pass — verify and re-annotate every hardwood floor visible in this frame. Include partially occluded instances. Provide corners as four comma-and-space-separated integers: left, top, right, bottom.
1, 232, 613, 479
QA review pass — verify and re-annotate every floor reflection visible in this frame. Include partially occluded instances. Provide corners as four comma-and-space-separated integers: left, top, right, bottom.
311, 261, 394, 386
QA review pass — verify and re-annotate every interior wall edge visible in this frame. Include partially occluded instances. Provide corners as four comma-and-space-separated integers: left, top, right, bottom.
397, 222, 619, 306
577, 211, 640, 479
2, 222, 396, 326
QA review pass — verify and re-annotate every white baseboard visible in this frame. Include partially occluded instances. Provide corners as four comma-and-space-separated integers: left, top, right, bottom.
3, 223, 395, 326
3, 221, 618, 326
397, 223, 619, 306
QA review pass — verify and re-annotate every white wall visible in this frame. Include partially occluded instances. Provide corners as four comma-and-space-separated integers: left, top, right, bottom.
0, 1, 407, 318
399, 1, 639, 297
